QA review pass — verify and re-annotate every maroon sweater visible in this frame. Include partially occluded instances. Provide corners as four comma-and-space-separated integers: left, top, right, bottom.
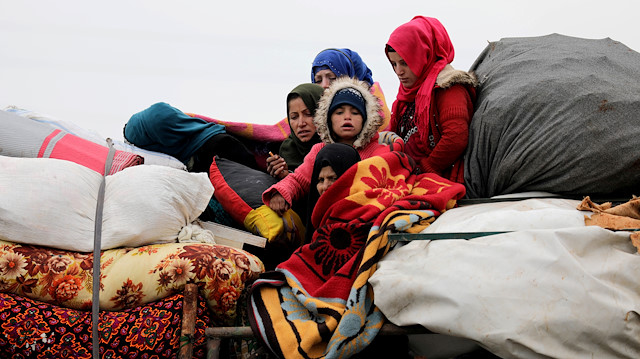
391, 83, 474, 183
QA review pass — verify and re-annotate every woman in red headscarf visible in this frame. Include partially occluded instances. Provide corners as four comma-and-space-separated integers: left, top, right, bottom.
386, 16, 477, 183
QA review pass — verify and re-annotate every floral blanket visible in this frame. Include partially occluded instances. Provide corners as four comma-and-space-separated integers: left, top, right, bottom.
248, 151, 465, 358
0, 241, 264, 325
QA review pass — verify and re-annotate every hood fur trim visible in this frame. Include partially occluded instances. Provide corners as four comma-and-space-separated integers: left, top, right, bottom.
436, 64, 478, 88
314, 77, 382, 149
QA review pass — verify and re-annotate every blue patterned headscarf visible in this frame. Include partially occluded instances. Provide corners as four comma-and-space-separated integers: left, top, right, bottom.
311, 48, 374, 87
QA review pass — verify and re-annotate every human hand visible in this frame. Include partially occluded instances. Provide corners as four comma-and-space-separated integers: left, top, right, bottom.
269, 193, 290, 217
266, 152, 289, 180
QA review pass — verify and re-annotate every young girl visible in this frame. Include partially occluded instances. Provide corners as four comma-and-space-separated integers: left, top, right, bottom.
305, 143, 361, 243
263, 77, 397, 216
386, 16, 477, 183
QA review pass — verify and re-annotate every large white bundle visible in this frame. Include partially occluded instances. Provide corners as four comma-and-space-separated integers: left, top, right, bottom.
370, 199, 640, 358
0, 155, 212, 252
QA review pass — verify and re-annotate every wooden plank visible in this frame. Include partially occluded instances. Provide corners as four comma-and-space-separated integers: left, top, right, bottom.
178, 283, 198, 359
200, 221, 267, 249
206, 326, 254, 338
206, 338, 221, 359
204, 323, 431, 339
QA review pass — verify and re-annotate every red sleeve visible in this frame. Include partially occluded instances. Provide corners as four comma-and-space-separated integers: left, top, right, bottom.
420, 84, 473, 174
262, 143, 324, 206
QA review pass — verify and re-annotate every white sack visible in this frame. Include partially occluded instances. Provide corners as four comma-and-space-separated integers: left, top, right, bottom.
0, 155, 212, 252
370, 200, 640, 358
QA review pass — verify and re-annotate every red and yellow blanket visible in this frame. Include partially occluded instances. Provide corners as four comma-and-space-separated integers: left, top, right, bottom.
248, 151, 465, 358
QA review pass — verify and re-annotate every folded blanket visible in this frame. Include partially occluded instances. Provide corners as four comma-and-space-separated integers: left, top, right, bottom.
188, 113, 291, 143
0, 109, 142, 175
248, 152, 465, 358
0, 240, 264, 325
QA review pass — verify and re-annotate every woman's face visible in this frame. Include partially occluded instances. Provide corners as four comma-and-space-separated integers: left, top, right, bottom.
316, 165, 338, 196
330, 105, 363, 145
288, 97, 317, 142
314, 69, 337, 89
388, 52, 418, 89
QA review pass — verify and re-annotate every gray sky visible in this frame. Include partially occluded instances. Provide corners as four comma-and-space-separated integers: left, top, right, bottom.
2, 0, 638, 141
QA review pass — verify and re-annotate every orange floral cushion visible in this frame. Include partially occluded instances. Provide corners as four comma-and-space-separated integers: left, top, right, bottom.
0, 240, 264, 325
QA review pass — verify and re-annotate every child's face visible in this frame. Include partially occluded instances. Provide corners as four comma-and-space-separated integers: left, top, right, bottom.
316, 166, 338, 196
330, 104, 363, 145
388, 52, 418, 89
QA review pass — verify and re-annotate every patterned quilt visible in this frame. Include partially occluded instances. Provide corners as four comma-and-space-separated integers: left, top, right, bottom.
248, 151, 465, 358
0, 290, 211, 358
0, 241, 264, 325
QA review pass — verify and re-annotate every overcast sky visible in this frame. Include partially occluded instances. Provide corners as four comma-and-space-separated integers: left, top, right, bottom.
1, 0, 638, 141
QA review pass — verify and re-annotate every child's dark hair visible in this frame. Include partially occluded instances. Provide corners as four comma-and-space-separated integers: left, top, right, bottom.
386, 44, 396, 52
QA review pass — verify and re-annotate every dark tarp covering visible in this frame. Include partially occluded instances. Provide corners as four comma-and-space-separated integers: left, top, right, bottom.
464, 34, 640, 198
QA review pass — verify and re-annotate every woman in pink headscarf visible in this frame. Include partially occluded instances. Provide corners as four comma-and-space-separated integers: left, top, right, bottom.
386, 16, 477, 183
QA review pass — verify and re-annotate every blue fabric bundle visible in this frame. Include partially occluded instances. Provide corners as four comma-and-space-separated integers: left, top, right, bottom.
124, 102, 226, 164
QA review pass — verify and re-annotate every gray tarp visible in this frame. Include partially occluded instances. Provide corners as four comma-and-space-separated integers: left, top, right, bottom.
464, 34, 640, 198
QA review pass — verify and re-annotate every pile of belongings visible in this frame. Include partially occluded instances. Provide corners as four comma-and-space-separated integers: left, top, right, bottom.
464, 34, 640, 198
0, 107, 265, 358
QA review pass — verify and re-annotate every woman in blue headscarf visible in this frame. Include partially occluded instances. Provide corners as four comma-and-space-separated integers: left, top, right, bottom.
310, 48, 392, 131
311, 48, 374, 89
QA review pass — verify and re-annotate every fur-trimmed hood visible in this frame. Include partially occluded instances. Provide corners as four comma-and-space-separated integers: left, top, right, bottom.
313, 77, 382, 150
436, 64, 478, 88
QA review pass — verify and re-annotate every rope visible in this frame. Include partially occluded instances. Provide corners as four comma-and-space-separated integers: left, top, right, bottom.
179, 334, 194, 348
92, 138, 116, 359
